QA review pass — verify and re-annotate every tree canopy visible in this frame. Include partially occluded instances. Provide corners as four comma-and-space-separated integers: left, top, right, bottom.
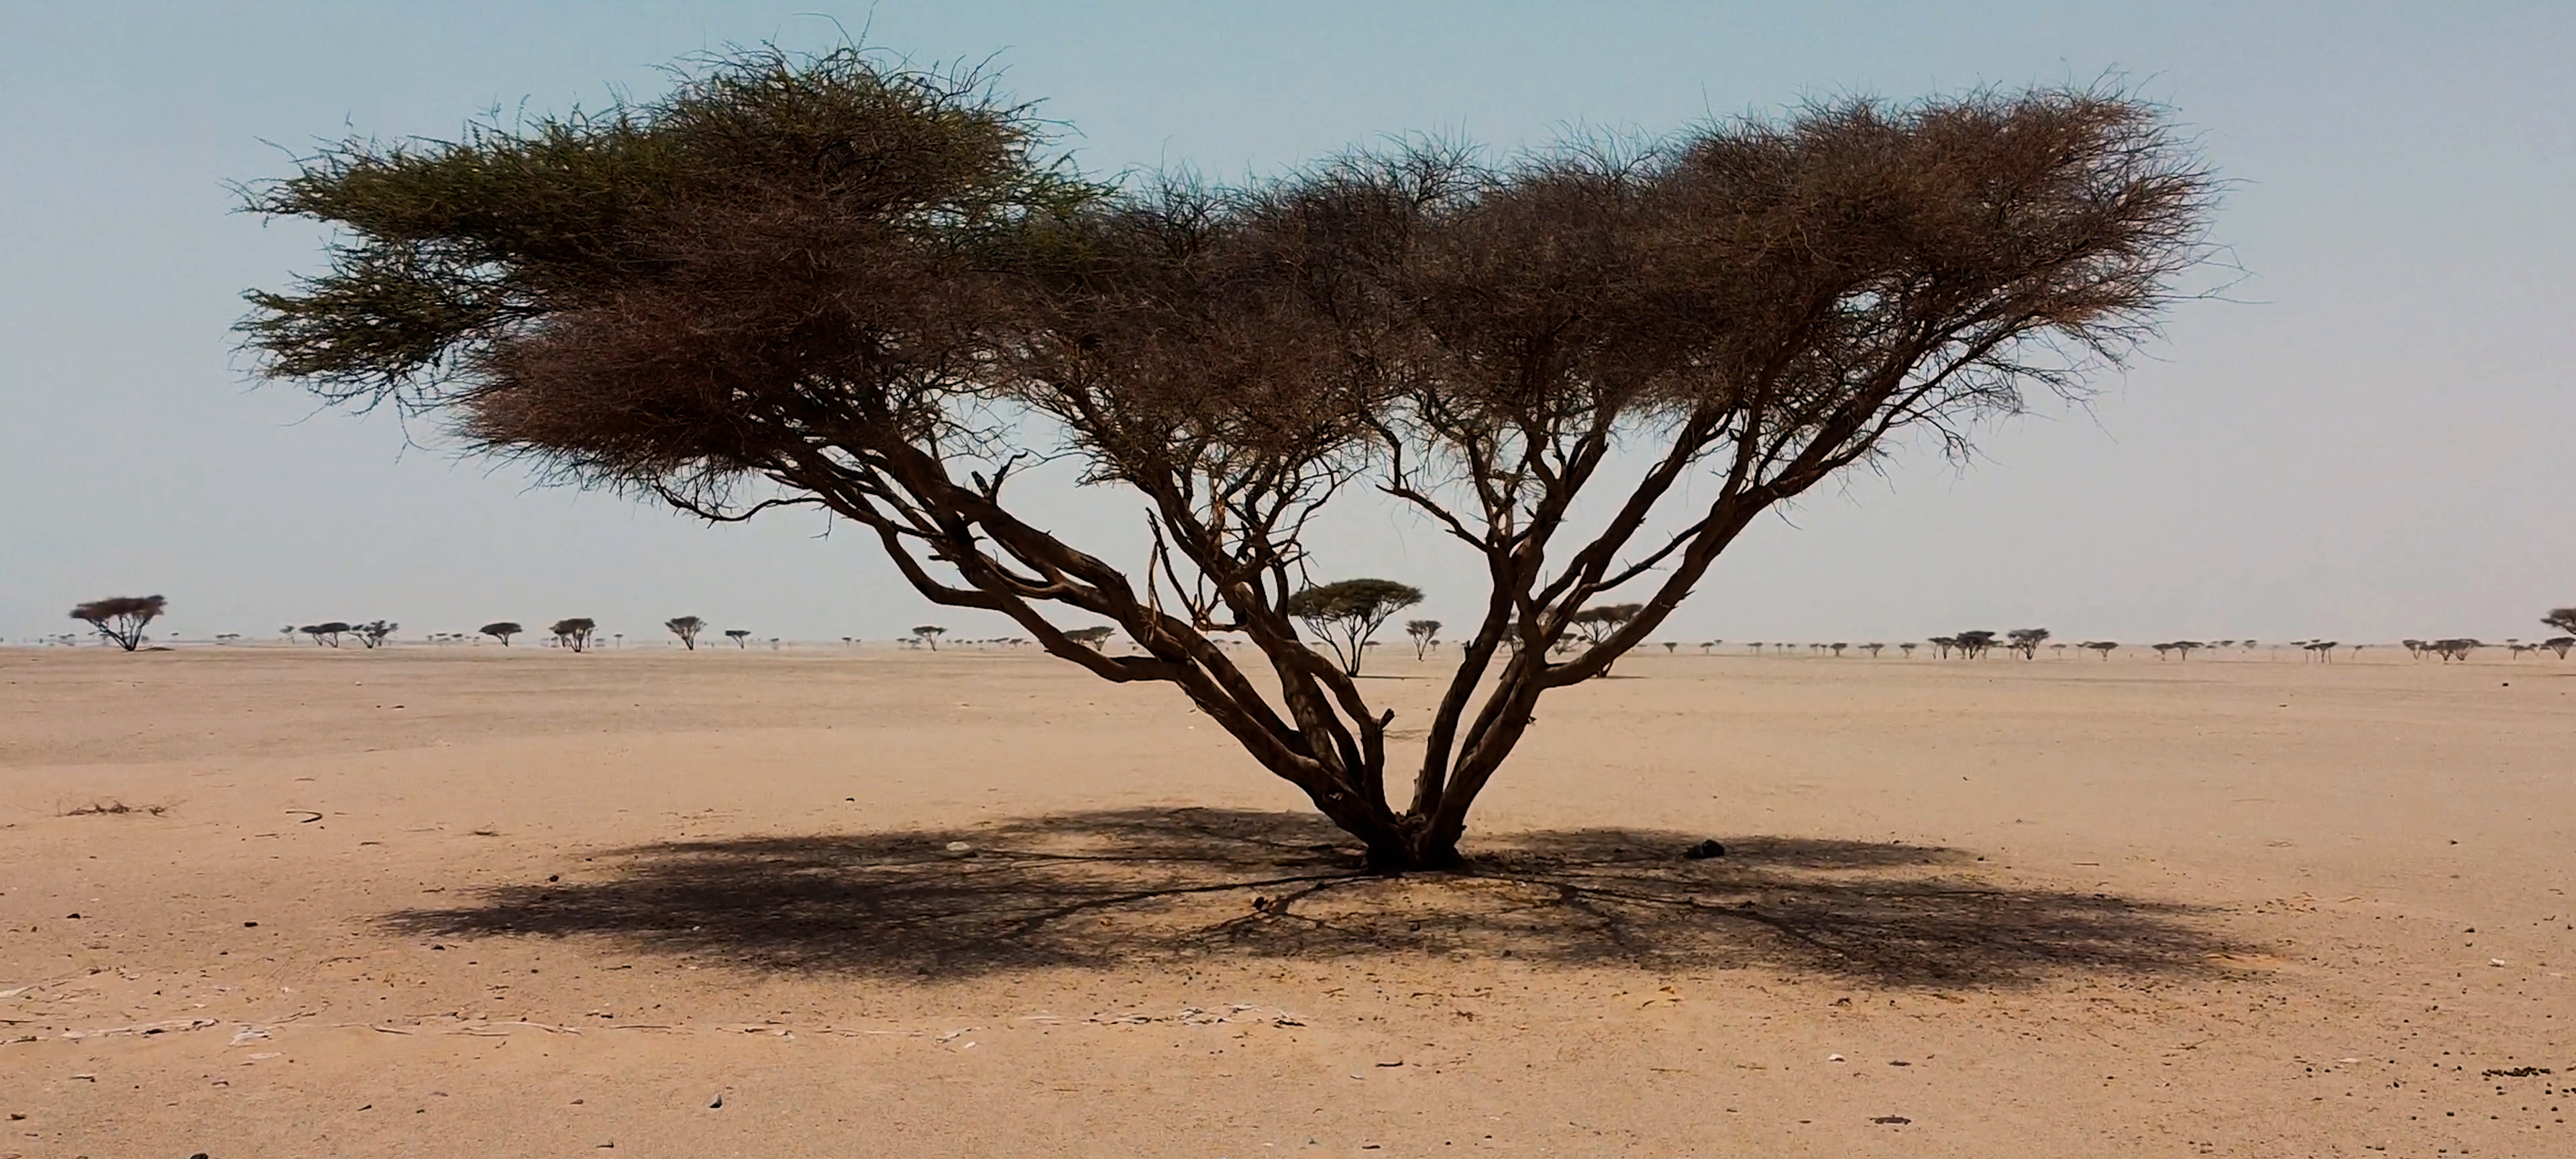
241, 48, 2216, 869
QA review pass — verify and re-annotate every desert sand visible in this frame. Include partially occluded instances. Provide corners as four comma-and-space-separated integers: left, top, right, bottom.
3, 644, 2571, 1157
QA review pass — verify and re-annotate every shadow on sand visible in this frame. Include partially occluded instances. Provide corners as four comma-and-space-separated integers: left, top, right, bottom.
384, 807, 2241, 987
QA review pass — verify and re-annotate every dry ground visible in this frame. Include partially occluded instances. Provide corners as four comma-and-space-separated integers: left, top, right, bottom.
3, 644, 2572, 1157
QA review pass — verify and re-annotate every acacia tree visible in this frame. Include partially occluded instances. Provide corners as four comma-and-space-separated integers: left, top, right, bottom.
724, 628, 753, 648
1065, 625, 1116, 650
1950, 630, 1999, 659
2083, 640, 2118, 659
911, 624, 947, 650
2545, 608, 2576, 637
551, 617, 597, 652
1405, 619, 1442, 660
303, 621, 352, 648
70, 595, 166, 651
1284, 579, 1424, 676
355, 619, 398, 648
480, 621, 521, 646
2006, 627, 2049, 658
666, 615, 706, 650
239, 50, 2214, 870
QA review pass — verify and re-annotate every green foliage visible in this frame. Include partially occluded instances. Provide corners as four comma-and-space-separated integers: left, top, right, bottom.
238, 46, 1101, 452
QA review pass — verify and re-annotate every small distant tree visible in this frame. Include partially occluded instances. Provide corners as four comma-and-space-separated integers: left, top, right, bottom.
354, 620, 398, 648
70, 595, 167, 652
1405, 619, 1442, 660
1064, 625, 1116, 650
911, 624, 947, 651
1284, 580, 1424, 676
551, 617, 597, 652
1862, 642, 1884, 658
303, 621, 352, 648
1925, 636, 1955, 658
1898, 642, 1917, 657
1828, 642, 1847, 657
724, 629, 752, 648
2083, 640, 2118, 659
2006, 627, 2050, 659
480, 621, 521, 646
1953, 630, 1998, 659
2541, 636, 2574, 659
665, 615, 706, 650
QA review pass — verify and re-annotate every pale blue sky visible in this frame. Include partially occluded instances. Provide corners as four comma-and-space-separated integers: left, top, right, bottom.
3, 1, 2569, 645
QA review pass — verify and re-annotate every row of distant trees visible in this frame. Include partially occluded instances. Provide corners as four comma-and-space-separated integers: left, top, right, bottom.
62, 591, 2576, 666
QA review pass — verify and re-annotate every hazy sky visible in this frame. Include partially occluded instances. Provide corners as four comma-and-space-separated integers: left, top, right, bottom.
5, 1, 2569, 646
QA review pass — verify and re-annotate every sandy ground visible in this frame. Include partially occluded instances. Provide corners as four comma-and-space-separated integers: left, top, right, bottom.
3, 643, 2572, 1158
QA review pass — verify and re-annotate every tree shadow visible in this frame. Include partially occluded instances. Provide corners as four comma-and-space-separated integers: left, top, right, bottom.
382, 807, 2245, 988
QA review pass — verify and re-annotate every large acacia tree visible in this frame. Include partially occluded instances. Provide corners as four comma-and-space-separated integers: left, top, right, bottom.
241, 50, 2213, 869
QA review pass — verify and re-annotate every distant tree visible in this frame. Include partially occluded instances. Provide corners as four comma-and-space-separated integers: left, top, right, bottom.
215, 632, 242, 644
1827, 642, 1846, 657
2302, 640, 2337, 662
2544, 608, 2576, 637
2079, 640, 2115, 659
665, 615, 706, 650
2006, 627, 2050, 659
1283, 580, 1424, 677
551, 617, 597, 652
1860, 642, 1882, 658
1064, 625, 1116, 650
724, 629, 752, 648
910, 624, 947, 651
2169, 640, 2204, 660
238, 51, 2216, 868
303, 621, 352, 648
354, 620, 398, 648
479, 621, 521, 646
70, 595, 167, 652
1952, 630, 1999, 659
1405, 619, 1442, 660
1926, 636, 1956, 659
1898, 642, 1917, 658
2542, 636, 2574, 659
